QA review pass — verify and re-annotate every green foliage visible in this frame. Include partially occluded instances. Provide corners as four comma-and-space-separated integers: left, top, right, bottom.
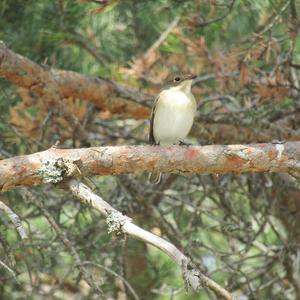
1, 0, 300, 299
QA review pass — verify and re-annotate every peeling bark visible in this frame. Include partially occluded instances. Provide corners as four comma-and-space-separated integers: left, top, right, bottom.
1, 142, 300, 192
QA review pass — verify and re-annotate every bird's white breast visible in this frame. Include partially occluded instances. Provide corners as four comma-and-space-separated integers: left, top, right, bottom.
153, 89, 196, 145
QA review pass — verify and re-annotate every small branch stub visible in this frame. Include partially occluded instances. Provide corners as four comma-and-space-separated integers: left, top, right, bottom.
182, 258, 206, 292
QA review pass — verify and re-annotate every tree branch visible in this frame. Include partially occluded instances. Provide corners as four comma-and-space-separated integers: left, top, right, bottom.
1, 42, 300, 144
68, 179, 233, 300
0, 41, 151, 119
0, 199, 27, 239
1, 142, 300, 192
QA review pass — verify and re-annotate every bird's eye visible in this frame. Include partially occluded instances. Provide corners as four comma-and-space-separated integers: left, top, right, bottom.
174, 77, 181, 82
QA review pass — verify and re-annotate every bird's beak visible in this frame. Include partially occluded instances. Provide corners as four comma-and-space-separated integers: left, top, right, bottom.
184, 74, 197, 81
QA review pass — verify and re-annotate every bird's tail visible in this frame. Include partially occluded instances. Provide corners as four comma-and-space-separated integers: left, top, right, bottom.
148, 172, 162, 184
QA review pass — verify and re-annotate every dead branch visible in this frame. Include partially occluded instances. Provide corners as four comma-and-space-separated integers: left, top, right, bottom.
128, 16, 180, 77
68, 179, 234, 300
1, 142, 300, 192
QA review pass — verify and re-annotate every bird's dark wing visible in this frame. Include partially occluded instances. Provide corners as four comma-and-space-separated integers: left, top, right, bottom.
149, 95, 160, 145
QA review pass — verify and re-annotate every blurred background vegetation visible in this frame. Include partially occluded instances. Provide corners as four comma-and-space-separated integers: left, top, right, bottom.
1, 0, 300, 299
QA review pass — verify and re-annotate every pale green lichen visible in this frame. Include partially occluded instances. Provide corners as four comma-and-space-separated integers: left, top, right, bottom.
106, 210, 128, 235
38, 158, 66, 183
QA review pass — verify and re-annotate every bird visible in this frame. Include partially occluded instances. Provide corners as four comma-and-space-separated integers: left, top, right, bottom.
148, 74, 197, 184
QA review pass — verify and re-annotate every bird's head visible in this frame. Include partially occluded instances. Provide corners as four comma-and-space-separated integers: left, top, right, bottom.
172, 74, 197, 92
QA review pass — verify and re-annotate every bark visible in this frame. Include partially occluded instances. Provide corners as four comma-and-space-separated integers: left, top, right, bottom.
1, 142, 300, 192
1, 43, 300, 144
68, 179, 234, 300
0, 42, 151, 119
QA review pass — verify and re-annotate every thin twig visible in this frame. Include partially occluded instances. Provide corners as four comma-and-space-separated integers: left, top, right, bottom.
0, 199, 27, 239
192, 0, 236, 27
0, 259, 19, 284
21, 188, 106, 298
81, 261, 140, 300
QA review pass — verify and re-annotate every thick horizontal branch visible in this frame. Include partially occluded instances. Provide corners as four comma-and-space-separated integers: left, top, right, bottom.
1, 142, 300, 192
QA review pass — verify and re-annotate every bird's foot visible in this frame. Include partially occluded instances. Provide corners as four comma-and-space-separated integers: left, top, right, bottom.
179, 140, 192, 146
149, 141, 160, 146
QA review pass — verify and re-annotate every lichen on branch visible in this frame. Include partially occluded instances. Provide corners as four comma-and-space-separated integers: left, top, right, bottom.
1, 142, 300, 192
